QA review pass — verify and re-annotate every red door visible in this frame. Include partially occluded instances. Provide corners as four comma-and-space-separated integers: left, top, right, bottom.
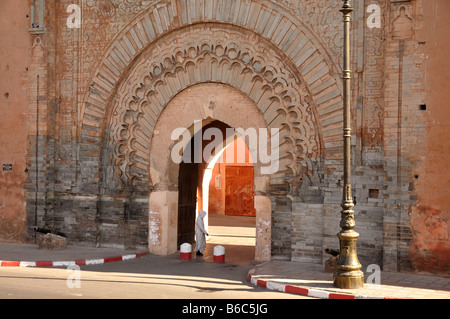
225, 166, 256, 216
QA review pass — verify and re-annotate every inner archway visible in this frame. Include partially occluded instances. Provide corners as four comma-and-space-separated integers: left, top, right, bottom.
148, 83, 273, 261
203, 130, 257, 265
206, 135, 256, 217
175, 119, 257, 264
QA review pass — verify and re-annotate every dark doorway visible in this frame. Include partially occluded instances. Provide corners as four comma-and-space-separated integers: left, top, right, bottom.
177, 160, 198, 248
177, 138, 199, 248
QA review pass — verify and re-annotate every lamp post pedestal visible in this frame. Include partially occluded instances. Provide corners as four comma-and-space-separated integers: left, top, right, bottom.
334, 231, 364, 289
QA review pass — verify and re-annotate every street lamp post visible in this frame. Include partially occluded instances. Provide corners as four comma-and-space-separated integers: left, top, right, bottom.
333, 0, 364, 289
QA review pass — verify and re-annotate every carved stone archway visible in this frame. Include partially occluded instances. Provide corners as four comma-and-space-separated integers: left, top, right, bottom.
100, 24, 326, 260
79, 0, 345, 258
104, 24, 322, 195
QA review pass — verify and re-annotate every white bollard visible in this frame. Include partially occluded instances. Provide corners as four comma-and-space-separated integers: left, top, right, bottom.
180, 243, 192, 261
213, 245, 225, 263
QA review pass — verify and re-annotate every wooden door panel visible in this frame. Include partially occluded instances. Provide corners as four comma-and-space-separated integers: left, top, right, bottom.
177, 161, 198, 247
225, 166, 255, 216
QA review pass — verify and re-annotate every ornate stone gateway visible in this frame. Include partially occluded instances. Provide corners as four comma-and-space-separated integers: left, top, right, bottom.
27, 0, 346, 261
73, 1, 343, 261
23, 0, 437, 272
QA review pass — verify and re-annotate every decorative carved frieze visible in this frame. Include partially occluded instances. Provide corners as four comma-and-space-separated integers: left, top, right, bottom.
106, 25, 322, 193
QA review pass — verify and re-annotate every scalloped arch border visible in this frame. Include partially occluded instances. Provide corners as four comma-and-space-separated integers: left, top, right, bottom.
105, 24, 322, 191
80, 0, 344, 161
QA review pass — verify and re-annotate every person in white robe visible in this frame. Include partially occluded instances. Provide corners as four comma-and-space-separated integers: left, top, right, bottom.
195, 210, 208, 256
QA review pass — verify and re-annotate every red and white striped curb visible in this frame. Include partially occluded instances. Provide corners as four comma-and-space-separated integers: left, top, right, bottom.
0, 252, 147, 268
247, 268, 399, 299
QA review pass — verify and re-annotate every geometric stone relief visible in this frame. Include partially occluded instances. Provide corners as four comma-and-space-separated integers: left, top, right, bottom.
391, 3, 414, 40
274, 0, 344, 74
361, 0, 387, 154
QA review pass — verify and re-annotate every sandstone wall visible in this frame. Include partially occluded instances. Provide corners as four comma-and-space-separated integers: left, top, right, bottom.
0, 0, 448, 274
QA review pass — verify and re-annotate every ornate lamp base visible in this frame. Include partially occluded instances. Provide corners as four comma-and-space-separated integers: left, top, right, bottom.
333, 230, 364, 289
333, 270, 365, 289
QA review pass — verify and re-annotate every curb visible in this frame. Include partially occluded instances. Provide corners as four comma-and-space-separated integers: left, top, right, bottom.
247, 268, 401, 299
0, 252, 147, 268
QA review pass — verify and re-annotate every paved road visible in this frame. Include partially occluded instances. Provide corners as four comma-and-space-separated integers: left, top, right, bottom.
0, 215, 314, 309
0, 254, 312, 299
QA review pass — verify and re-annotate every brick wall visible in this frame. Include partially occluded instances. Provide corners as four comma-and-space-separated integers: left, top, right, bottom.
0, 0, 447, 274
